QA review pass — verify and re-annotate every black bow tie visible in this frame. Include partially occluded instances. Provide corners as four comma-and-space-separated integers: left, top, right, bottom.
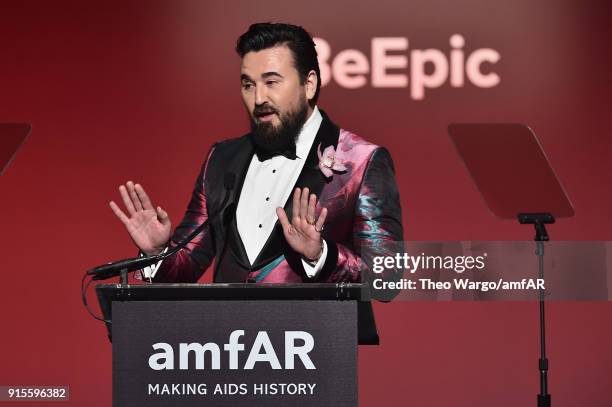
254, 143, 297, 162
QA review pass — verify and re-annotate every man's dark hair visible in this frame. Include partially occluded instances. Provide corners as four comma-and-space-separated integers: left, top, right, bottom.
236, 22, 321, 106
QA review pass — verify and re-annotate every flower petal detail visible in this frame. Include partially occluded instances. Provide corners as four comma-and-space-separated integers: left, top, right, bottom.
332, 162, 347, 172
319, 164, 334, 178
317, 143, 346, 178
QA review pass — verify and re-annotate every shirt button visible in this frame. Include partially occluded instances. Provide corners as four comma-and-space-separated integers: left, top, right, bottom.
272, 169, 276, 173
258, 224, 262, 228
265, 197, 270, 201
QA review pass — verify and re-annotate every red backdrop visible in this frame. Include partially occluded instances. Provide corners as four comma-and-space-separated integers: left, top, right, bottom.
1, 1, 611, 405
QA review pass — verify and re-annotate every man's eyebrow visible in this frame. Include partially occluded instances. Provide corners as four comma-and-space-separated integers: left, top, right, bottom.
262, 72, 284, 79
241, 72, 284, 82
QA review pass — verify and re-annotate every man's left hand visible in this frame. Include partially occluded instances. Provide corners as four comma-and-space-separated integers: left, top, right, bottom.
276, 187, 328, 261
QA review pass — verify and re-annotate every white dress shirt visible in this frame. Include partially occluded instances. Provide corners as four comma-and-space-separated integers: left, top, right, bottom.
237, 105, 327, 277
143, 106, 327, 280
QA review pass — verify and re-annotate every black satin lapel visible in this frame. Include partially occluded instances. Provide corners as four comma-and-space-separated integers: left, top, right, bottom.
226, 213, 252, 270
285, 109, 340, 220
250, 109, 340, 270
221, 136, 254, 271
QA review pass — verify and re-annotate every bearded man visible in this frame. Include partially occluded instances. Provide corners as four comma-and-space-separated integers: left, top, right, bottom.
109, 22, 404, 285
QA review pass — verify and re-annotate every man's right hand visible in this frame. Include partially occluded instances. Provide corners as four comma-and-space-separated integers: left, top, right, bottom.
109, 181, 172, 256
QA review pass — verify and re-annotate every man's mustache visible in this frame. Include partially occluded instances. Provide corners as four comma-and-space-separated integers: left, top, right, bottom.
253, 104, 279, 118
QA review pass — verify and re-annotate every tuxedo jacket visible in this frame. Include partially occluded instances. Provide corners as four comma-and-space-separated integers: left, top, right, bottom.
152, 110, 404, 284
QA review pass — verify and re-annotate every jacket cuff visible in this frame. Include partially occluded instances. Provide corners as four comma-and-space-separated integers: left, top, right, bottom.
316, 237, 339, 281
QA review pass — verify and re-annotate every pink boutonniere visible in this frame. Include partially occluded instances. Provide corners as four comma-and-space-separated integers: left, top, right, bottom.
317, 143, 347, 178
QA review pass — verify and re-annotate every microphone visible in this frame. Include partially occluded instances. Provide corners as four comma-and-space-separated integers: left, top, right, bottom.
87, 173, 236, 280
212, 200, 236, 281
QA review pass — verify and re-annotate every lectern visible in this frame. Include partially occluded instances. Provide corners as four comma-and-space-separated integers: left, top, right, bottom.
96, 283, 377, 407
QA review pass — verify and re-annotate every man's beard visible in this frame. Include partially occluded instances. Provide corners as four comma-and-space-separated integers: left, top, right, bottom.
249, 100, 309, 154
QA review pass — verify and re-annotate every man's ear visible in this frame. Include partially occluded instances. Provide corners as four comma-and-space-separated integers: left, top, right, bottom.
305, 70, 318, 102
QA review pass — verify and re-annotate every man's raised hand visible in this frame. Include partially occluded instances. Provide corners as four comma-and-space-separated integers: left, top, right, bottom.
109, 181, 171, 256
276, 187, 328, 261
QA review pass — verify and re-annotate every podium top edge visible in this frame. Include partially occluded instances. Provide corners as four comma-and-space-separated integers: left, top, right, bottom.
95, 283, 367, 288
95, 283, 371, 302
